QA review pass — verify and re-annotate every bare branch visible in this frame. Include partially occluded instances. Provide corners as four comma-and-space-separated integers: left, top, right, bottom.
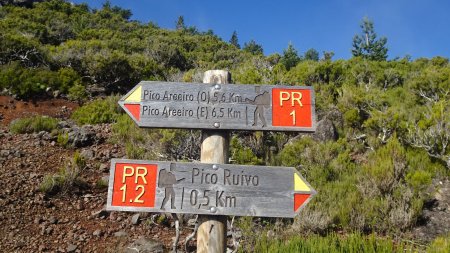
418, 89, 439, 103
172, 215, 180, 253
184, 215, 198, 253
229, 216, 240, 253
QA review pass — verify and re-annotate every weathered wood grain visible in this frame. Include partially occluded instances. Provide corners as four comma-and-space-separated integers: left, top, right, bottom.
197, 69, 229, 253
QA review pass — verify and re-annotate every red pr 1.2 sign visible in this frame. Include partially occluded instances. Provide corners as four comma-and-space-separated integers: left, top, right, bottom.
107, 159, 316, 217
111, 163, 158, 207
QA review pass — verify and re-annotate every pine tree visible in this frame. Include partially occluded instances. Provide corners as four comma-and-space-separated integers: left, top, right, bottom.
304, 48, 319, 61
229, 31, 240, 49
243, 39, 263, 55
322, 51, 335, 61
352, 17, 388, 61
176, 16, 185, 31
280, 42, 300, 70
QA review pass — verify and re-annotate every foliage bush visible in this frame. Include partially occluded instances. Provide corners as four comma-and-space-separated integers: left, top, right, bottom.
9, 115, 58, 134
39, 152, 86, 195
247, 233, 417, 253
95, 178, 109, 189
276, 135, 444, 234
71, 95, 121, 125
111, 114, 155, 159
428, 234, 450, 253
230, 135, 264, 165
56, 132, 69, 147
67, 82, 88, 103
111, 113, 201, 161
0, 62, 80, 98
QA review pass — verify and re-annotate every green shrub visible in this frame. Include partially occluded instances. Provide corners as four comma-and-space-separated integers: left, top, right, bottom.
236, 216, 263, 253
406, 170, 432, 192
343, 108, 361, 127
111, 114, 157, 160
10, 116, 59, 134
276, 135, 437, 233
354, 138, 427, 232
155, 214, 169, 225
157, 129, 201, 161
73, 151, 87, 169
95, 178, 109, 189
57, 132, 69, 147
39, 174, 59, 195
125, 142, 147, 159
68, 83, 88, 103
71, 95, 121, 125
112, 114, 200, 160
428, 234, 450, 253
39, 152, 86, 195
247, 233, 417, 253
0, 62, 80, 98
230, 135, 264, 165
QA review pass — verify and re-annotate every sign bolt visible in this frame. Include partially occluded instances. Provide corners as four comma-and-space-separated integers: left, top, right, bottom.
214, 84, 221, 90
209, 207, 217, 213
212, 164, 219, 170
214, 122, 220, 128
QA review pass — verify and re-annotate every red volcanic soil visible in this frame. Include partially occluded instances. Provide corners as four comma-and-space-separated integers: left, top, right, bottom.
0, 95, 79, 127
0, 96, 196, 252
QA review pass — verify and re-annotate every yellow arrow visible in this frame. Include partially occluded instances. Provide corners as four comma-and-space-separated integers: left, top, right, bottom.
125, 85, 142, 102
294, 173, 310, 192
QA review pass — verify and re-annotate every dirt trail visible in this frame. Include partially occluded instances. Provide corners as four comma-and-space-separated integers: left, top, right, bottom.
0, 95, 78, 127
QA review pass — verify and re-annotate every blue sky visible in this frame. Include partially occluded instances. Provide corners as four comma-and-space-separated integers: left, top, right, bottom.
71, 0, 450, 60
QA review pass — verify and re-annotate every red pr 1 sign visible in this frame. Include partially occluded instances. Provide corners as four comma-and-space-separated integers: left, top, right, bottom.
119, 81, 316, 132
272, 88, 313, 128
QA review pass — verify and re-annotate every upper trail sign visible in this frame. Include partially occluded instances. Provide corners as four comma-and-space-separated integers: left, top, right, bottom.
119, 81, 316, 132
106, 159, 316, 218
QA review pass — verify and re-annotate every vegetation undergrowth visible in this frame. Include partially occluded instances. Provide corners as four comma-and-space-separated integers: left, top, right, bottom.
111, 113, 201, 161
71, 95, 121, 125
39, 152, 87, 195
9, 115, 58, 134
427, 234, 450, 253
247, 233, 420, 253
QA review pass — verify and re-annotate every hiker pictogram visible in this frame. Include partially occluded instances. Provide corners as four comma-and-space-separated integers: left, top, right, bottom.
245, 86, 270, 127
159, 163, 185, 210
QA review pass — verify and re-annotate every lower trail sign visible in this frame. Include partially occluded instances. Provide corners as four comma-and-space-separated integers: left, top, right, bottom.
106, 159, 316, 218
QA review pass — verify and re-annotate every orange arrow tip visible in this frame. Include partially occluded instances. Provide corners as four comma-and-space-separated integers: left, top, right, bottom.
294, 193, 310, 212
124, 104, 140, 121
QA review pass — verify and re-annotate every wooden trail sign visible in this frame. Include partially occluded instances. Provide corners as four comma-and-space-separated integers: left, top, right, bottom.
106, 159, 316, 218
119, 81, 316, 132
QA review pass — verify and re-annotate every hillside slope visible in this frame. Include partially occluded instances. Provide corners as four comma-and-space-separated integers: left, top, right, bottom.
0, 0, 449, 252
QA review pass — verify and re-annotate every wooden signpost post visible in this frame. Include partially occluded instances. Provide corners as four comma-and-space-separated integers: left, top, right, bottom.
198, 70, 230, 252
107, 70, 317, 253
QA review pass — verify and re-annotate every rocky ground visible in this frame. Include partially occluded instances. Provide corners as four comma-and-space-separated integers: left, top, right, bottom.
0, 96, 198, 252
413, 179, 450, 243
0, 95, 449, 252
